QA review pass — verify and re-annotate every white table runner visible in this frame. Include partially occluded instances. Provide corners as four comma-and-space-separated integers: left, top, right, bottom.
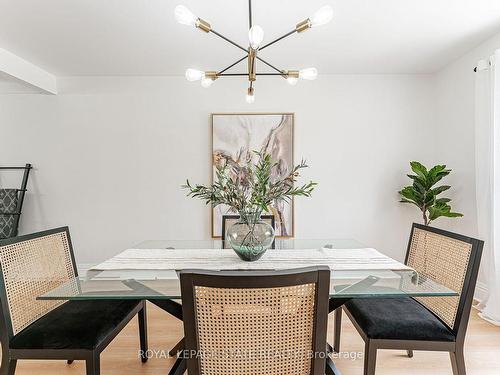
91, 248, 410, 271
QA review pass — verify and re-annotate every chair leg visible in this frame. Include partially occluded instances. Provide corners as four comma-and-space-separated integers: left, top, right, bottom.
169, 338, 185, 357
364, 340, 377, 375
138, 301, 148, 363
333, 308, 342, 353
450, 347, 466, 375
406, 350, 413, 358
0, 359, 16, 375
85, 353, 100, 375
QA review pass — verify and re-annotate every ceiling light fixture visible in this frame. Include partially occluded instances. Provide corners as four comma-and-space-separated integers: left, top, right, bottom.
175, 1, 333, 103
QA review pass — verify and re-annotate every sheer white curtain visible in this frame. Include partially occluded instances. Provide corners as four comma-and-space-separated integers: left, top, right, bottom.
475, 51, 500, 325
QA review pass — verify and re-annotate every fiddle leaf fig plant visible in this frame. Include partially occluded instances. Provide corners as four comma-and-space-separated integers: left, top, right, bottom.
399, 161, 463, 226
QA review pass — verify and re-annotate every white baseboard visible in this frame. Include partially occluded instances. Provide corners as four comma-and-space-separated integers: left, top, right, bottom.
475, 281, 488, 303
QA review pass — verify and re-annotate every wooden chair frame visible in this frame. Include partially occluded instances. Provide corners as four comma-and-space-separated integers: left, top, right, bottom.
333, 223, 484, 375
0, 227, 148, 375
179, 267, 336, 375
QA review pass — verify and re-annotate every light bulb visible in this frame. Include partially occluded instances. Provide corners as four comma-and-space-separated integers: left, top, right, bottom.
246, 93, 255, 103
175, 5, 198, 27
246, 88, 255, 103
310, 5, 333, 27
248, 25, 264, 49
185, 68, 204, 81
201, 77, 214, 88
299, 68, 318, 80
287, 77, 298, 86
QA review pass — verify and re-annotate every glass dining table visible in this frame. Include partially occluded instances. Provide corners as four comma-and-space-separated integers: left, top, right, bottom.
39, 238, 456, 301
37, 239, 457, 375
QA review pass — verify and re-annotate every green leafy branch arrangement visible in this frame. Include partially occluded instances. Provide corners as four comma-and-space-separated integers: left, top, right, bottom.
182, 152, 317, 221
399, 161, 463, 226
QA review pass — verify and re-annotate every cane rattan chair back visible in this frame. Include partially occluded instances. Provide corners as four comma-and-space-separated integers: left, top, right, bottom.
0, 227, 77, 336
180, 267, 330, 375
405, 224, 482, 334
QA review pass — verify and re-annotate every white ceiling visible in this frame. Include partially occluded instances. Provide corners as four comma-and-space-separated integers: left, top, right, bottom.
1, 0, 500, 76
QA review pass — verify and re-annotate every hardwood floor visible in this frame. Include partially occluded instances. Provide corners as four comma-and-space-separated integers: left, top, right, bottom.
11, 302, 500, 375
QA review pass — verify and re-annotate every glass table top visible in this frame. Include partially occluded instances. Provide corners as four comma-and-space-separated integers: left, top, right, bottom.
37, 238, 458, 300
133, 238, 366, 250
37, 269, 456, 300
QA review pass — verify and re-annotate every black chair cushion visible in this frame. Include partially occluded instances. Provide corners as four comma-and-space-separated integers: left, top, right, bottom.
10, 300, 141, 350
344, 297, 455, 342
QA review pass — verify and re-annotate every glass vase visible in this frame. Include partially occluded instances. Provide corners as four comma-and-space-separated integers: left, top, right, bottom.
226, 211, 275, 261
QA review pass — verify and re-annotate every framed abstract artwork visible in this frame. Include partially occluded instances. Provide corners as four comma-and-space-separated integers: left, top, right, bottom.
211, 113, 294, 238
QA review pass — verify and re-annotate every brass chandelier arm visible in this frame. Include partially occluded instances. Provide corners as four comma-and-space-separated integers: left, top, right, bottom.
195, 18, 211, 33
258, 15, 313, 51
201, 0, 287, 80
216, 54, 287, 78
255, 56, 286, 76
217, 56, 248, 75
256, 73, 287, 76
218, 73, 287, 77
209, 29, 248, 53
259, 29, 296, 51
177, 0, 327, 100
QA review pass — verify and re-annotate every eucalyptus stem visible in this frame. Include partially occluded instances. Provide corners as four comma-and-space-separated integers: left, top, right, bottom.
182, 152, 318, 216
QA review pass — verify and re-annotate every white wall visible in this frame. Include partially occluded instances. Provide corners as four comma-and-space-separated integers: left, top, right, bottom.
1, 75, 436, 265
434, 30, 500, 290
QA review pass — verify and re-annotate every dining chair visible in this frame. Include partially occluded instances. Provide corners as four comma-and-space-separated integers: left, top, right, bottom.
333, 223, 484, 375
179, 266, 337, 375
0, 227, 148, 375
153, 215, 278, 371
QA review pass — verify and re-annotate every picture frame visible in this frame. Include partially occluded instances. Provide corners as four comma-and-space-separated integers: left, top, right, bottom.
211, 113, 295, 238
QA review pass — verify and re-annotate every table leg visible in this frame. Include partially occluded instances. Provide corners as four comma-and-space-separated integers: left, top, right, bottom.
148, 299, 186, 375
326, 357, 341, 375
327, 342, 334, 353
326, 298, 352, 375
329, 297, 350, 312
168, 356, 186, 375
148, 299, 183, 321
169, 338, 185, 357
